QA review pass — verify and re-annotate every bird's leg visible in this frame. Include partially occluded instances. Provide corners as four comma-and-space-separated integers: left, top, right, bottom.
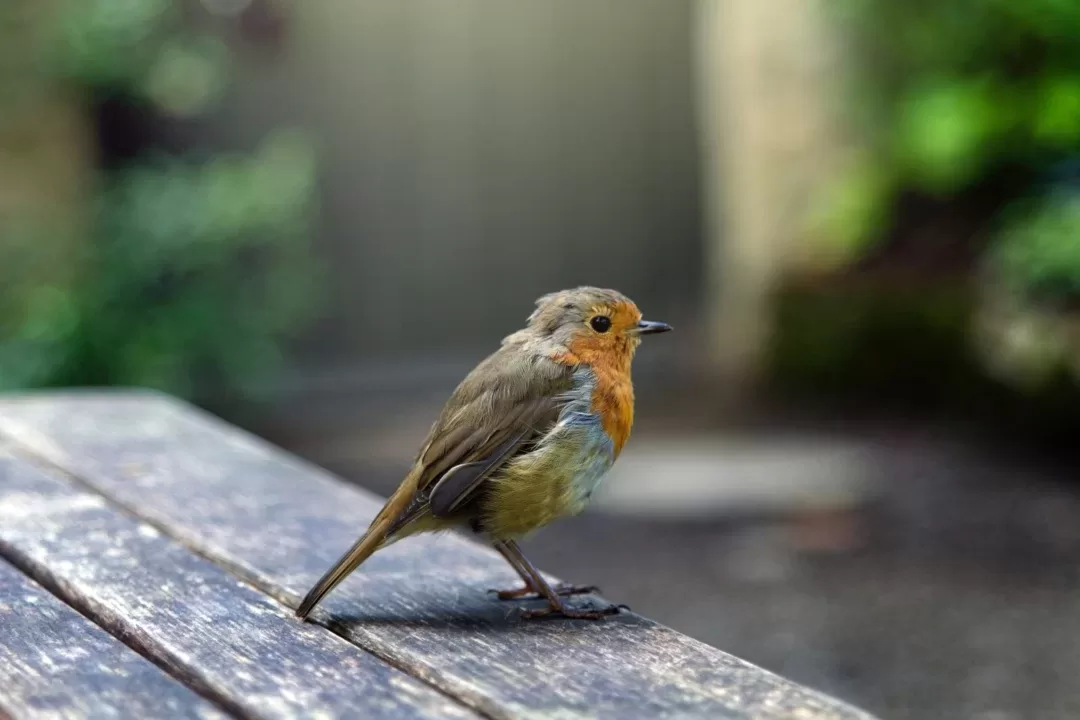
494, 540, 620, 620
490, 541, 598, 600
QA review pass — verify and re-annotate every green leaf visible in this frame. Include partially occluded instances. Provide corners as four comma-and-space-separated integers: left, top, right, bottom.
993, 193, 1080, 303
1032, 75, 1080, 148
51, 0, 172, 87
895, 80, 999, 194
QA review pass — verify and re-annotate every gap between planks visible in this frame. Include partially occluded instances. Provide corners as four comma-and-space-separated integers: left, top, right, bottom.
0, 545, 246, 720
0, 437, 251, 718
0, 441, 497, 720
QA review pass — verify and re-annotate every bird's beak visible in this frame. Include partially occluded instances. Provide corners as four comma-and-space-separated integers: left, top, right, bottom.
634, 320, 672, 336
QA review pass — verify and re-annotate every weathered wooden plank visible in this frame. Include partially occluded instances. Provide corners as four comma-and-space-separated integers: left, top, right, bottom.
0, 558, 226, 720
0, 393, 878, 720
0, 445, 479, 720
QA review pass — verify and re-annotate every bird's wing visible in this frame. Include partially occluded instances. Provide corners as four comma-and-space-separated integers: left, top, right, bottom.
425, 393, 563, 517
381, 344, 574, 534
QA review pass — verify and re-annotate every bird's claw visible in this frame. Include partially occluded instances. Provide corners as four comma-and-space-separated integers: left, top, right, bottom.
489, 583, 600, 601
520, 601, 624, 621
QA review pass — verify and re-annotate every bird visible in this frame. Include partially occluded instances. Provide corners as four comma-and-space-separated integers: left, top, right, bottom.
295, 287, 672, 621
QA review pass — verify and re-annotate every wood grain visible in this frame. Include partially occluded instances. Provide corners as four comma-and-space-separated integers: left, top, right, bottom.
0, 558, 226, 720
0, 392, 878, 720
0, 444, 477, 720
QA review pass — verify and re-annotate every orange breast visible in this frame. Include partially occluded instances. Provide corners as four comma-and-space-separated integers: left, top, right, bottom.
559, 333, 637, 457
589, 364, 634, 457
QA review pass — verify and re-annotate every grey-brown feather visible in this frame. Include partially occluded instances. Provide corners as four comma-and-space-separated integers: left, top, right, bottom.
507, 286, 634, 349
385, 342, 574, 534
427, 431, 525, 517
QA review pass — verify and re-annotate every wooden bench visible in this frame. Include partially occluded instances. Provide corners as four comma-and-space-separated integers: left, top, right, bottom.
0, 391, 877, 719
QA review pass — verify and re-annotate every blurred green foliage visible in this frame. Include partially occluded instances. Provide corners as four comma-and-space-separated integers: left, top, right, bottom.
52, 0, 231, 117
824, 0, 1080, 267
770, 280, 1080, 446
0, 0, 321, 402
770, 282, 979, 405
993, 192, 1080, 306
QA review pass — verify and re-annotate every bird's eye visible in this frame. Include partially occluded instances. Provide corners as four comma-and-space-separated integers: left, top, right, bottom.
589, 315, 612, 333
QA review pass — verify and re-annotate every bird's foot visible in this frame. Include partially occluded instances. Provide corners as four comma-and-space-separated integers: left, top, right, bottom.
520, 600, 626, 621
491, 583, 599, 601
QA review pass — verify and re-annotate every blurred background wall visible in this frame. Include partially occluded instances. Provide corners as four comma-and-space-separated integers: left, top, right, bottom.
203, 0, 704, 436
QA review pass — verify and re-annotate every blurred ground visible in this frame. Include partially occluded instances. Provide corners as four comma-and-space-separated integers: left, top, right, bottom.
259, 396, 1080, 720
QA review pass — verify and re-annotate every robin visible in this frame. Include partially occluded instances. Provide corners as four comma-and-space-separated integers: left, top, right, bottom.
296, 287, 672, 621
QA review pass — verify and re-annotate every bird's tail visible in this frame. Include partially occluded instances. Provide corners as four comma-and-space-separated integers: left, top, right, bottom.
296, 472, 420, 619
295, 516, 392, 619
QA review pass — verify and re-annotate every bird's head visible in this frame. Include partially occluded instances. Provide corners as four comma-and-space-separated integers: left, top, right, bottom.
514, 286, 671, 368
